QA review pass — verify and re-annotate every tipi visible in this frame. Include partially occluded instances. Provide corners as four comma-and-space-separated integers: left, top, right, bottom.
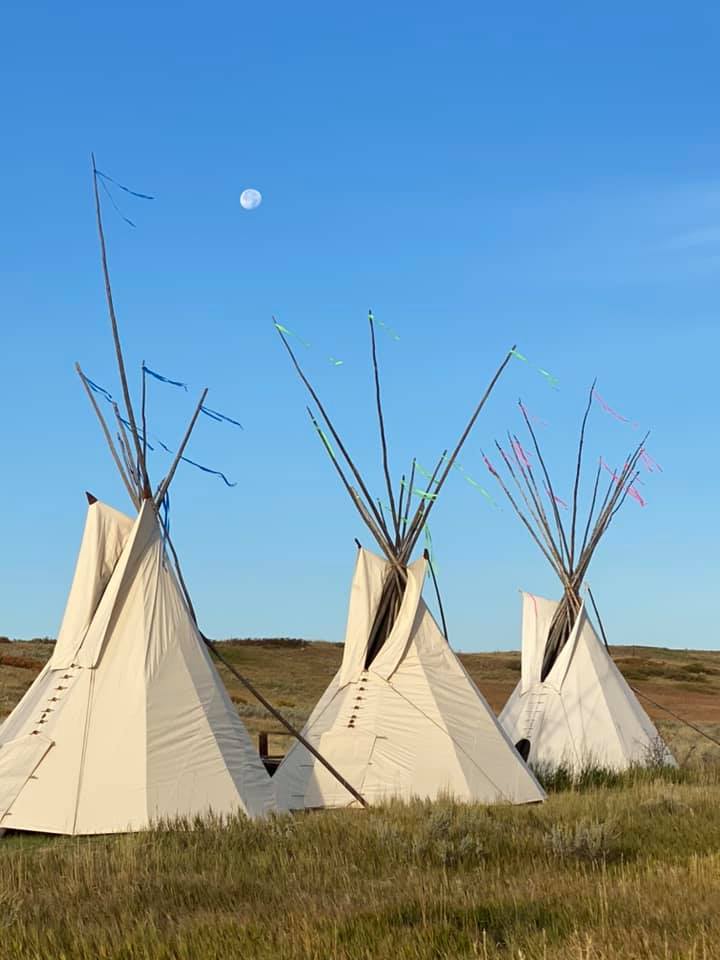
272, 314, 546, 809
500, 591, 673, 772
485, 385, 675, 773
0, 496, 275, 833
0, 161, 277, 833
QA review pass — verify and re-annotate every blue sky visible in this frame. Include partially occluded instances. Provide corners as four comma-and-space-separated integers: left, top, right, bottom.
1, 2, 718, 649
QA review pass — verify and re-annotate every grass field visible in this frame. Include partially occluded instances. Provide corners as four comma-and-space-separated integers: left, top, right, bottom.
2, 638, 720, 959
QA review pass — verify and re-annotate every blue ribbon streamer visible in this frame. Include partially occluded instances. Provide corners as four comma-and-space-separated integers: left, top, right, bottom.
95, 169, 155, 200
98, 176, 137, 228
143, 365, 188, 391
85, 377, 115, 403
201, 405, 244, 429
179, 456, 237, 487
143, 365, 243, 429
160, 491, 170, 538
117, 415, 155, 451
84, 371, 237, 487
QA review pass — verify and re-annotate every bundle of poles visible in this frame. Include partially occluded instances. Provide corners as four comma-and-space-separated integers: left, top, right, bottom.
80, 156, 378, 808
483, 380, 648, 680
78, 155, 210, 513
276, 312, 516, 663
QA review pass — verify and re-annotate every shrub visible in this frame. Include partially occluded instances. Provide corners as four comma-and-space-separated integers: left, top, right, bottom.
544, 818, 621, 863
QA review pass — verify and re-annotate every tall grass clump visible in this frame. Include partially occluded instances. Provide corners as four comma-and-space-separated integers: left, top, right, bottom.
534, 755, 698, 794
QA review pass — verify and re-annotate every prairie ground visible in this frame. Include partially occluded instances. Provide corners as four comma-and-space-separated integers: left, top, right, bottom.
2, 639, 720, 959
4, 637, 720, 760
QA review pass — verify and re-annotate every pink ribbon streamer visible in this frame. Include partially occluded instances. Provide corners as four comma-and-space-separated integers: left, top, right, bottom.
511, 438, 532, 469
483, 455, 499, 478
600, 457, 619, 482
639, 449, 663, 473
600, 458, 646, 506
593, 390, 640, 429
519, 400, 549, 428
545, 484, 568, 509
627, 484, 646, 507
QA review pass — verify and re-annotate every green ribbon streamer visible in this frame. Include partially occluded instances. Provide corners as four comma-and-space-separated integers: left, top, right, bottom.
401, 479, 437, 501
538, 368, 560, 389
460, 468, 497, 506
414, 462, 437, 482
467, 477, 497, 505
275, 320, 343, 364
317, 427, 336, 460
369, 310, 400, 341
510, 347, 559, 389
274, 321, 311, 349
436, 458, 498, 507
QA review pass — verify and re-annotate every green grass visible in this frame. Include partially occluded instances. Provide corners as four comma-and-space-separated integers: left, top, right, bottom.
3, 640, 720, 958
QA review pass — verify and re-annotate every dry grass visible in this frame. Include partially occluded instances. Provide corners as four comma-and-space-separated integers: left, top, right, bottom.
4, 638, 720, 760
2, 639, 720, 958
2, 774, 720, 958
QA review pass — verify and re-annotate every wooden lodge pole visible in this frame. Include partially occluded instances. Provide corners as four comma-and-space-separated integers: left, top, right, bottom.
154, 388, 208, 506
91, 154, 150, 496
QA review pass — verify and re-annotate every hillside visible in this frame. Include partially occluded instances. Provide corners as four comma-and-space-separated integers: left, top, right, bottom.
3, 637, 719, 764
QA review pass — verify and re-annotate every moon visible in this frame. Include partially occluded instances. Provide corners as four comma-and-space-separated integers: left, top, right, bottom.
240, 188, 262, 210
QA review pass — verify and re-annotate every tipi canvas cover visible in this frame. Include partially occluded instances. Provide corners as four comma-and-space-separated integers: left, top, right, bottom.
500, 592, 675, 773
274, 550, 545, 809
0, 499, 274, 835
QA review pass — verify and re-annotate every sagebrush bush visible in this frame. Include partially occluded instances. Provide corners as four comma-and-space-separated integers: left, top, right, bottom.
544, 817, 620, 863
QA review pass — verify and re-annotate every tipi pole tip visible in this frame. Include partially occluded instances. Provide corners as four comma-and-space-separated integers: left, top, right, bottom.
424, 546, 450, 643
91, 161, 149, 492
354, 538, 362, 550
76, 361, 139, 510
85, 491, 98, 504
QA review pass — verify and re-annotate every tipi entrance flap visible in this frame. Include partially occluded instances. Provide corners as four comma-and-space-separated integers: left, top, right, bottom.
338, 550, 390, 687
51, 502, 134, 670
0, 734, 54, 819
74, 500, 160, 669
545, 602, 586, 692
370, 555, 426, 681
520, 592, 557, 693
303, 730, 376, 808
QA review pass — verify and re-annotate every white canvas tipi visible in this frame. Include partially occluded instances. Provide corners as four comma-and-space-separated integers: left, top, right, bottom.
485, 388, 675, 773
0, 498, 275, 834
0, 163, 280, 834
274, 549, 546, 808
274, 315, 545, 809
499, 592, 674, 773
